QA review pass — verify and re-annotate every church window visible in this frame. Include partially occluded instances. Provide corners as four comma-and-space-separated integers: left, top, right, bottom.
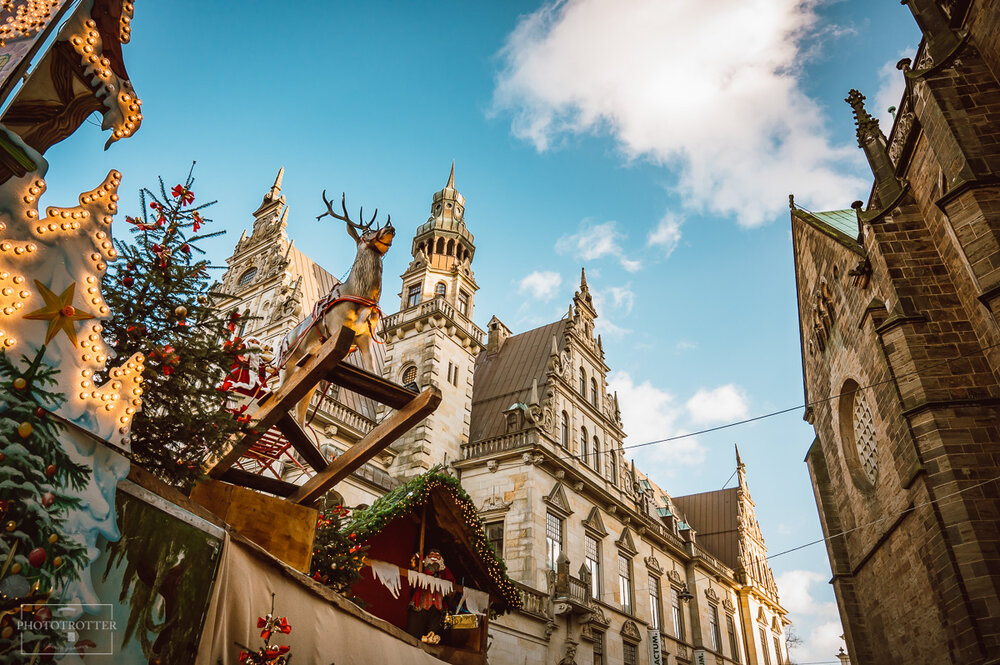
458, 290, 470, 316
852, 391, 878, 485
618, 553, 633, 615
591, 378, 599, 407
406, 284, 421, 308
581, 427, 589, 465
579, 367, 587, 395
838, 379, 879, 489
238, 267, 258, 286
561, 412, 569, 448
435, 281, 447, 298
546, 511, 563, 570
401, 364, 418, 386
486, 521, 504, 557
593, 437, 601, 474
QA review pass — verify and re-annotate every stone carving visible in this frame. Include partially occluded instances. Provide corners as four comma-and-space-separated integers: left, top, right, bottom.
480, 492, 511, 512
723, 598, 736, 613
644, 555, 664, 574
544, 619, 557, 642
487, 459, 498, 473
705, 587, 720, 603
667, 569, 683, 585
888, 112, 914, 166
811, 279, 835, 352
620, 620, 642, 642
558, 639, 578, 665
585, 602, 611, 627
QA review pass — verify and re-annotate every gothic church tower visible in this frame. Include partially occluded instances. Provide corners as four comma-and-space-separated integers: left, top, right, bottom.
381, 164, 483, 478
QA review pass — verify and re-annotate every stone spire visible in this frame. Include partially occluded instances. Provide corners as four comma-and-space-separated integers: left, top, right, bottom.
409, 162, 476, 269
846, 90, 903, 209
736, 444, 747, 490
573, 266, 597, 323
446, 159, 455, 189
254, 167, 286, 216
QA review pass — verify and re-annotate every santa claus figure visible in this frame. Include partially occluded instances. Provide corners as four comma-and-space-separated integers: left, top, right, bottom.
406, 549, 456, 642
221, 338, 274, 414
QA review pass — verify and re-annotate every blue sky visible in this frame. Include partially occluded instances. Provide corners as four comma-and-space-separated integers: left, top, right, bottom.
31, 1, 920, 661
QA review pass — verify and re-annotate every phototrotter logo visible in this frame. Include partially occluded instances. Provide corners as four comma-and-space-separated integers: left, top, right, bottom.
17, 604, 115, 657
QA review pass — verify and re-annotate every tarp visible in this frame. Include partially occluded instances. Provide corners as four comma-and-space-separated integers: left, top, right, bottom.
195, 536, 446, 665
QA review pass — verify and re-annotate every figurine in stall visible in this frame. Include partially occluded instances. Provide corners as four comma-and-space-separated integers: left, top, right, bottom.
406, 549, 456, 644
220, 337, 277, 418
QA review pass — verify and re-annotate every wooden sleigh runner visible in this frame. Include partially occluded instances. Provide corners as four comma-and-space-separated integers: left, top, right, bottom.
191, 325, 441, 571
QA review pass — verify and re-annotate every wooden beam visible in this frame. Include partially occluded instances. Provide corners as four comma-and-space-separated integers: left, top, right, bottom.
276, 412, 328, 472
326, 361, 418, 410
219, 468, 299, 497
204, 326, 356, 476
289, 386, 442, 505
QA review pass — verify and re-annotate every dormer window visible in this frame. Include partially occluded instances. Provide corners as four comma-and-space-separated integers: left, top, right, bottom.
238, 267, 258, 287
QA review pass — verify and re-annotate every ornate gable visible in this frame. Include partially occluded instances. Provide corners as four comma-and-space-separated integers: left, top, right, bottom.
544, 482, 574, 516
620, 620, 642, 642
644, 554, 664, 575
582, 506, 609, 537
616, 526, 638, 556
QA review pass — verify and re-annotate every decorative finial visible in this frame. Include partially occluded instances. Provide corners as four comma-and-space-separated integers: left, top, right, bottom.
845, 89, 880, 148
273, 166, 284, 192
446, 160, 455, 189
735, 444, 744, 468
788, 194, 795, 210
279, 206, 289, 225
580, 266, 588, 291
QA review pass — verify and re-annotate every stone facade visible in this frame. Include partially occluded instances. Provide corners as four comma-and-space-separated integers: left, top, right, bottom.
791, 2, 1000, 663
218, 167, 791, 665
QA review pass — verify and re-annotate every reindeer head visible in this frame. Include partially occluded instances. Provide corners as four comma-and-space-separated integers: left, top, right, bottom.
319, 191, 394, 256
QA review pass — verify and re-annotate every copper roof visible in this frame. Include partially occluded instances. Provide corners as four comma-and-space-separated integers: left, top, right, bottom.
671, 488, 740, 570
470, 319, 567, 442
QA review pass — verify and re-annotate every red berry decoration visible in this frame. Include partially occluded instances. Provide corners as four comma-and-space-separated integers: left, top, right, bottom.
28, 547, 47, 568
34, 407, 45, 418
122, 276, 134, 287
33, 606, 52, 623
45, 464, 57, 478
41, 493, 55, 508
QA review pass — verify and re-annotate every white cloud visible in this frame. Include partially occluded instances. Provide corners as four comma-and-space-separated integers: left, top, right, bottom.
556, 220, 641, 272
608, 371, 705, 469
873, 48, 914, 131
685, 384, 749, 424
648, 213, 683, 258
596, 318, 631, 340
593, 283, 635, 316
494, 0, 867, 227
517, 270, 563, 301
675, 339, 697, 352
775, 569, 845, 663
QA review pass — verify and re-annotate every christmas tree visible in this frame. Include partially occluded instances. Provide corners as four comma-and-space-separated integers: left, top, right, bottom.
309, 498, 367, 596
101, 165, 243, 487
0, 348, 92, 662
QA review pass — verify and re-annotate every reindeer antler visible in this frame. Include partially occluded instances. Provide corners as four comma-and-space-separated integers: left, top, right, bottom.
318, 190, 367, 242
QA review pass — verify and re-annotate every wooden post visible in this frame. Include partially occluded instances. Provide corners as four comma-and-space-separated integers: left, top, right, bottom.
418, 502, 427, 573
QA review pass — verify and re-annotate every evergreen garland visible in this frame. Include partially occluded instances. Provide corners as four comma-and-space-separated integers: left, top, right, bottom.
344, 470, 520, 612
100, 165, 244, 488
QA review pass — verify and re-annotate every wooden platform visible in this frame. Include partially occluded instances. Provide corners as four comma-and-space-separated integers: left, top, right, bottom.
200, 325, 441, 508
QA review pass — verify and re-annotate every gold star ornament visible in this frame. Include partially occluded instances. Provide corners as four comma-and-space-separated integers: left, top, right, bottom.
22, 280, 96, 345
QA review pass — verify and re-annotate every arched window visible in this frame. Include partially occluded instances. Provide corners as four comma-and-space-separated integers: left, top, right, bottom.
447, 239, 455, 256
436, 237, 445, 254
609, 450, 617, 485
581, 427, 589, 464
238, 267, 257, 287
401, 365, 418, 386
579, 367, 587, 395
561, 412, 569, 448
593, 436, 601, 473
591, 378, 599, 407
435, 282, 447, 298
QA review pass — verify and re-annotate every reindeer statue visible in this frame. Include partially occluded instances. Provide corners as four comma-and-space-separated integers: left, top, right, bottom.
277, 192, 394, 425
